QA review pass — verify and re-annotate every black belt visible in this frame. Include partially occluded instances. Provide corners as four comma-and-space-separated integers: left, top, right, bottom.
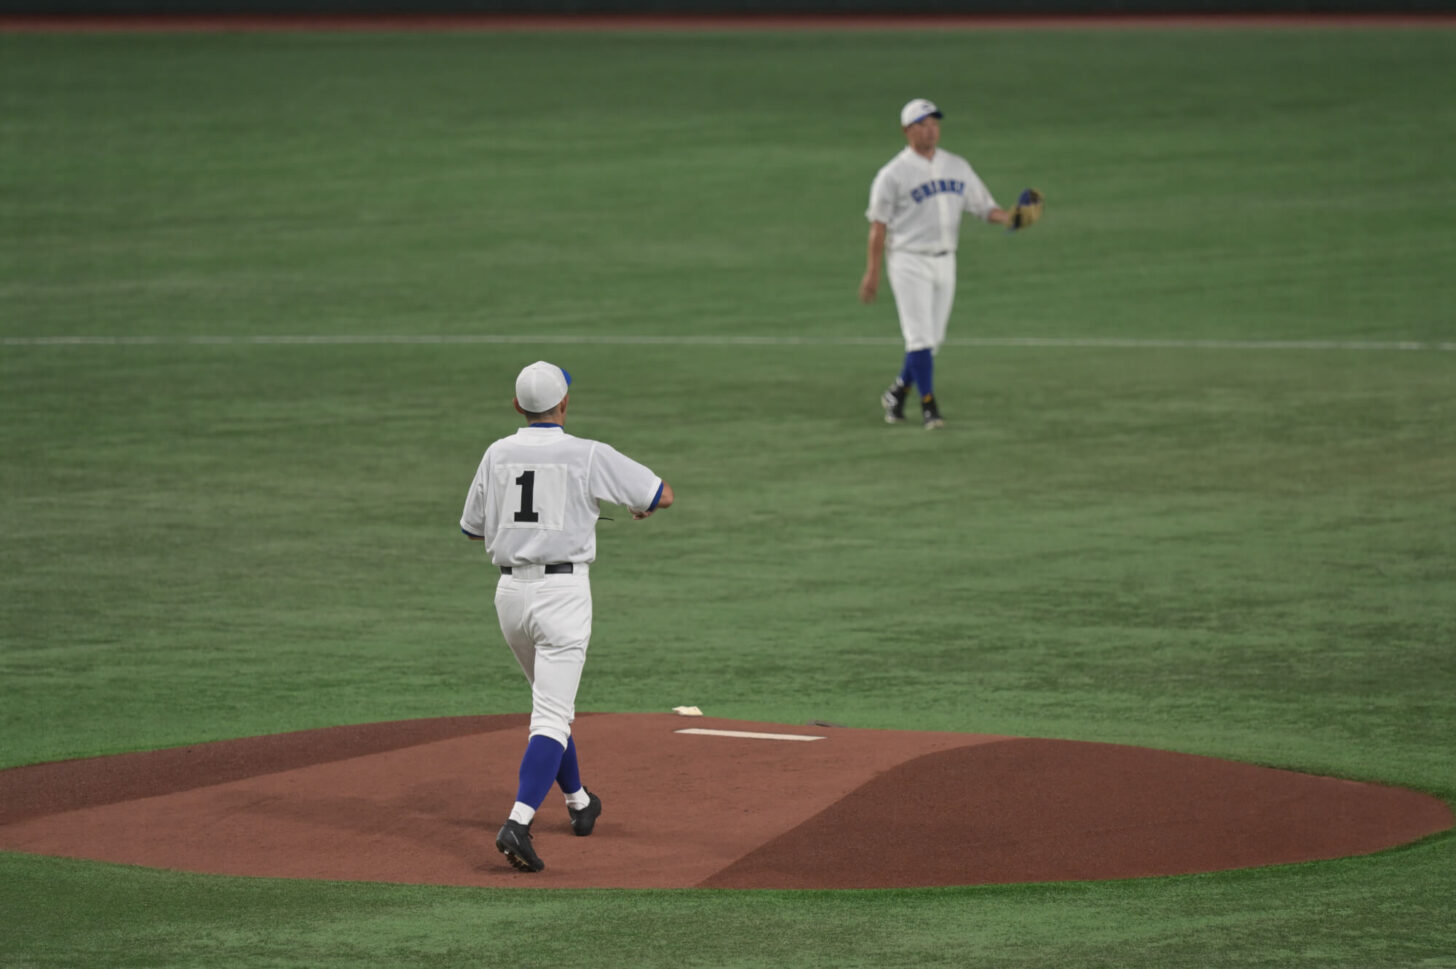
501, 563, 573, 575
932, 250, 950, 257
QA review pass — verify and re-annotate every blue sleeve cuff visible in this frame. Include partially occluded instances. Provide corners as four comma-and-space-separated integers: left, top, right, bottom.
462, 527, 483, 539
647, 482, 664, 512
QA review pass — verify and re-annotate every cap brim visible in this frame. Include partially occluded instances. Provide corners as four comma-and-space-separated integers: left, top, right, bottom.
904, 110, 943, 126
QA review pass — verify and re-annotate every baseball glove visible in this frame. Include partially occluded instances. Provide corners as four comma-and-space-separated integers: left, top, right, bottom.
1007, 188, 1044, 231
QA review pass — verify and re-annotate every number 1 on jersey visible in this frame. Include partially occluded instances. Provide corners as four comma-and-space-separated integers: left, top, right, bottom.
513, 471, 540, 523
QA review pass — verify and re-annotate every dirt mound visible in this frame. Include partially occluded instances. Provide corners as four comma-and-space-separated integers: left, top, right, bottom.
1, 714, 1448, 889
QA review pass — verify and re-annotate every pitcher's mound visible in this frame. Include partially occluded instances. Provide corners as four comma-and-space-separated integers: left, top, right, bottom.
0, 713, 1448, 889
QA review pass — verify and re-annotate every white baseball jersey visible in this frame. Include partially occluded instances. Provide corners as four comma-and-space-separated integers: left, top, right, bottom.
460, 425, 663, 567
866, 147, 998, 254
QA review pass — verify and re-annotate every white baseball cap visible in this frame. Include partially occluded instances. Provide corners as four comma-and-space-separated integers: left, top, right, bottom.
515, 360, 572, 413
900, 98, 943, 128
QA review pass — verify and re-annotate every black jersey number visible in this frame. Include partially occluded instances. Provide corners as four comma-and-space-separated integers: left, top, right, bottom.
513, 471, 541, 523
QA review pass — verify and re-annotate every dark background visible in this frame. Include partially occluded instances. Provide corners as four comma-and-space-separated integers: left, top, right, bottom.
2, 0, 1452, 19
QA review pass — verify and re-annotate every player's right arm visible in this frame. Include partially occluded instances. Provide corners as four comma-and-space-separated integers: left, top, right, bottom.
861, 166, 896, 304
859, 221, 886, 304
459, 447, 493, 541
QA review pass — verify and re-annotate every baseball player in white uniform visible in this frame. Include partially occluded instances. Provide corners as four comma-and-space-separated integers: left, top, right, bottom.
460, 360, 674, 872
859, 98, 1038, 429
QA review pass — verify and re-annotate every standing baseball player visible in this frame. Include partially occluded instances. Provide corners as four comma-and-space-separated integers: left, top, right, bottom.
859, 98, 1043, 429
460, 360, 674, 873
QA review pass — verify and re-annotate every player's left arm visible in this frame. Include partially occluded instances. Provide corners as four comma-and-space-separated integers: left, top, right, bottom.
963, 167, 1042, 230
590, 444, 673, 521
1000, 188, 1044, 231
631, 480, 674, 520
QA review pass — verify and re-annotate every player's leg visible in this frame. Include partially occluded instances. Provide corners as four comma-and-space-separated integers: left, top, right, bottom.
884, 252, 935, 424
525, 576, 592, 746
494, 577, 536, 684
497, 730, 558, 871
494, 577, 589, 871
918, 255, 956, 429
505, 577, 592, 824
906, 348, 936, 426
556, 736, 582, 795
529, 576, 600, 833
496, 581, 569, 820
556, 736, 601, 835
930, 255, 956, 354
493, 578, 555, 871
881, 356, 912, 423
898, 354, 916, 390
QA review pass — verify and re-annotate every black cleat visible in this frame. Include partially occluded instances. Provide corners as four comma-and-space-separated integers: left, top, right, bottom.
496, 819, 544, 872
568, 790, 602, 837
921, 395, 945, 430
882, 384, 908, 424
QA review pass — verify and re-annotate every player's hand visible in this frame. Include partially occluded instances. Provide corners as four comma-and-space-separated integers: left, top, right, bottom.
1007, 188, 1044, 231
631, 509, 654, 520
859, 272, 879, 303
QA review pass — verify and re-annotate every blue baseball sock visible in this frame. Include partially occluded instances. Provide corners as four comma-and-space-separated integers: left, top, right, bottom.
897, 353, 916, 391
907, 349, 935, 399
556, 736, 582, 795
515, 734, 566, 813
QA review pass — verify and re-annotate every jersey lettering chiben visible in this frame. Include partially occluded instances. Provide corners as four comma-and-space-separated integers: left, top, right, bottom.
866, 146, 998, 255
459, 425, 663, 566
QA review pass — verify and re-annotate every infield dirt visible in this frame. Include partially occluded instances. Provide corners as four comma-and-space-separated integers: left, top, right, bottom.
0, 713, 1449, 889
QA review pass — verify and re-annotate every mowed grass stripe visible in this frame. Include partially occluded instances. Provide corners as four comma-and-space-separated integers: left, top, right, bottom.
5, 334, 1454, 350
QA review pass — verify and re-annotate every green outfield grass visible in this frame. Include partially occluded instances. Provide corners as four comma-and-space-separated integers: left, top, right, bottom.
2, 24, 1454, 969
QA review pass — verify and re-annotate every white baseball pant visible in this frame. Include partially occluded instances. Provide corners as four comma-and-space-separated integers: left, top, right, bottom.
494, 568, 593, 748
886, 249, 957, 353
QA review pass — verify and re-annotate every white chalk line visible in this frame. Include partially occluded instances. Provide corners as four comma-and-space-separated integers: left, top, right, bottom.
3, 334, 1454, 351
675, 728, 826, 742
